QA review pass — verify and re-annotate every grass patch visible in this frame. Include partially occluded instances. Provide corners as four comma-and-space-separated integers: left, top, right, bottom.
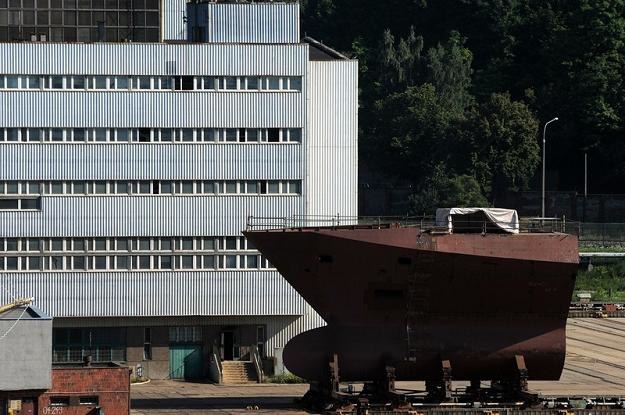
579, 243, 625, 253
575, 259, 625, 301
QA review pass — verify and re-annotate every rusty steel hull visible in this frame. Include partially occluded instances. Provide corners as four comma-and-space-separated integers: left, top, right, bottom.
244, 226, 579, 382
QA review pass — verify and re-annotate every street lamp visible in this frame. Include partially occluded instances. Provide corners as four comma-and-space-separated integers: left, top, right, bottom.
542, 117, 559, 218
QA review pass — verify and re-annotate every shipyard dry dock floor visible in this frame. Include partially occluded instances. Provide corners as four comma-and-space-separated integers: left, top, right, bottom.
130, 318, 625, 414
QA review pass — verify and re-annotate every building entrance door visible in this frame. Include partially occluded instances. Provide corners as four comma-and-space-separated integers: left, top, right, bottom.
169, 344, 203, 380
221, 331, 235, 360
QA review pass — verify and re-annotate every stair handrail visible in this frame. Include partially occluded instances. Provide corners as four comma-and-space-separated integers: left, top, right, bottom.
210, 343, 223, 384
250, 345, 264, 383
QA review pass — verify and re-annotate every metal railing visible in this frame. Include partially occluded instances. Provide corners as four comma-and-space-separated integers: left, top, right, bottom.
250, 345, 264, 383
246, 214, 570, 234
247, 214, 439, 231
208, 344, 223, 384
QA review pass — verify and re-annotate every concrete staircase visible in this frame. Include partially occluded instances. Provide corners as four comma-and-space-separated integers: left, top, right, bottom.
221, 360, 258, 384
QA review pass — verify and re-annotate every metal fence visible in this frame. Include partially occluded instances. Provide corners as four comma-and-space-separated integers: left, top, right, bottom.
246, 215, 567, 234
570, 222, 625, 246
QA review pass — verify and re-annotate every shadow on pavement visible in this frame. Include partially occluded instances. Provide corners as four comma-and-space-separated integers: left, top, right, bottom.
132, 396, 308, 411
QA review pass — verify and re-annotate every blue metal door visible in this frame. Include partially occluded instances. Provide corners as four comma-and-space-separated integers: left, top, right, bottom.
169, 344, 203, 380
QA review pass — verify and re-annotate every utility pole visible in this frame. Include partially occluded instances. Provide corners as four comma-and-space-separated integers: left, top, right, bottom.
584, 153, 588, 197
542, 117, 559, 218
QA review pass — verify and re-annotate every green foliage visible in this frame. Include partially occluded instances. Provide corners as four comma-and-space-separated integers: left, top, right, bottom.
370, 84, 458, 186
301, 0, 625, 202
409, 166, 489, 215
266, 373, 306, 384
426, 31, 474, 116
463, 93, 540, 197
575, 260, 625, 301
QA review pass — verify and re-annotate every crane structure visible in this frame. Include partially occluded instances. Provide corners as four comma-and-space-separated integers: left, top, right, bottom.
0, 297, 34, 315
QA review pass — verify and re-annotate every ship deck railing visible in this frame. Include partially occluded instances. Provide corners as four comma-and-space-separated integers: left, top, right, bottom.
246, 215, 572, 234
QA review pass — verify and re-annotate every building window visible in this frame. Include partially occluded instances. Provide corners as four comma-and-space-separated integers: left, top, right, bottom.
79, 396, 99, 405
169, 326, 201, 343
0, 236, 274, 272
1, 74, 303, 92
0, 127, 302, 144
52, 327, 126, 363
50, 396, 70, 406
256, 326, 266, 358
143, 327, 152, 360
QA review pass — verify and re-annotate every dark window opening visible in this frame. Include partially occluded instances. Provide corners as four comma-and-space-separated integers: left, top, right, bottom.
0, 199, 19, 210
143, 327, 152, 360
79, 396, 99, 405
374, 289, 404, 300
238, 128, 246, 142
174, 76, 194, 91
50, 396, 70, 406
397, 257, 412, 265
20, 198, 41, 210
267, 128, 280, 143
138, 128, 151, 142
318, 255, 333, 263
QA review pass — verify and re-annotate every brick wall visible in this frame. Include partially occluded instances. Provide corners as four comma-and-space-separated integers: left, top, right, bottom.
38, 365, 130, 415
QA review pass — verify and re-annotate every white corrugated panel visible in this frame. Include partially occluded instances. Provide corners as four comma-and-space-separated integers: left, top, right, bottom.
0, 91, 303, 127
0, 144, 302, 180
0, 43, 307, 75
162, 0, 187, 41
0, 270, 306, 317
306, 60, 358, 218
206, 3, 299, 44
0, 196, 304, 237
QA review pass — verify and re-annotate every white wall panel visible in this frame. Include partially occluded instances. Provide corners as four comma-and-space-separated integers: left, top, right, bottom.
0, 43, 307, 75
0, 92, 303, 127
162, 0, 186, 41
0, 271, 306, 317
206, 3, 299, 44
0, 144, 302, 180
306, 60, 358, 218
0, 196, 304, 237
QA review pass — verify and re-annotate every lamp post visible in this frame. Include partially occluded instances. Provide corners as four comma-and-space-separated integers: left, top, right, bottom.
542, 117, 559, 218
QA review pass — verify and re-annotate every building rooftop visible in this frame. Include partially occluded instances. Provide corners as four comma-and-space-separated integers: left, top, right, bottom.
0, 305, 51, 320
303, 37, 351, 61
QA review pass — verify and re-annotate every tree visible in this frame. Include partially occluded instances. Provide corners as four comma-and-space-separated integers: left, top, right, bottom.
369, 83, 458, 187
409, 166, 489, 215
462, 93, 540, 198
363, 31, 474, 185
426, 31, 474, 116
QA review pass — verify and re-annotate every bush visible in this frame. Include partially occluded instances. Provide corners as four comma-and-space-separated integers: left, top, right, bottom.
575, 259, 625, 301
266, 373, 306, 384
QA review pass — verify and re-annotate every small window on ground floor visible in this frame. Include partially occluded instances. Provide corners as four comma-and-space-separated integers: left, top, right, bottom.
50, 396, 70, 406
79, 396, 99, 405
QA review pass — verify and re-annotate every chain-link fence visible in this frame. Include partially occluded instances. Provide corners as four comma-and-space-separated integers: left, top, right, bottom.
562, 222, 625, 247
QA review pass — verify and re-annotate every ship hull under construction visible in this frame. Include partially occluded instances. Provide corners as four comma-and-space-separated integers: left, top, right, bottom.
244, 225, 579, 382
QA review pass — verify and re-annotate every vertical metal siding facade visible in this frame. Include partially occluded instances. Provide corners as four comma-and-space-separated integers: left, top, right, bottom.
0, 43, 307, 75
0, 271, 306, 316
0, 92, 303, 127
162, 0, 187, 41
206, 3, 300, 44
306, 60, 359, 218
0, 36, 350, 357
0, 144, 302, 180
0, 196, 304, 237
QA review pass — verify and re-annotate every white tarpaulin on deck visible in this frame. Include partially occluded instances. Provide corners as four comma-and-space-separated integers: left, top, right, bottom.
435, 207, 520, 234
